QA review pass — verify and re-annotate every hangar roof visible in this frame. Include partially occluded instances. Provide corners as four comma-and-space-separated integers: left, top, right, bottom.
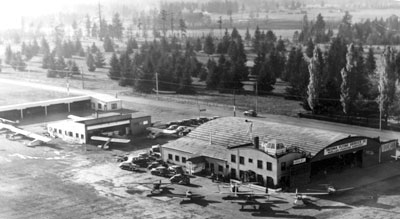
164, 117, 355, 157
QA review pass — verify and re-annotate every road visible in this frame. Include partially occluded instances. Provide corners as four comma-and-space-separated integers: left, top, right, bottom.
1, 78, 399, 142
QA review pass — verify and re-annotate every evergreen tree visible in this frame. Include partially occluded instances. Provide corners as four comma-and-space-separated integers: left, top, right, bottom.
112, 13, 124, 40
338, 11, 353, 42
286, 47, 309, 99
94, 50, 105, 68
119, 52, 133, 86
85, 14, 91, 36
86, 53, 96, 72
103, 36, 114, 52
305, 38, 315, 58
257, 59, 275, 93
252, 52, 265, 76
40, 37, 50, 54
91, 23, 98, 38
203, 34, 215, 55
282, 47, 296, 81
195, 38, 202, 51
68, 60, 80, 75
253, 26, 262, 52
74, 39, 82, 55
5, 45, 13, 64
135, 54, 154, 93
245, 27, 251, 45
108, 53, 120, 80
206, 58, 219, 89
91, 43, 98, 54
126, 38, 138, 54
366, 47, 376, 75
11, 52, 26, 71
42, 51, 51, 69
314, 13, 326, 43
32, 39, 40, 55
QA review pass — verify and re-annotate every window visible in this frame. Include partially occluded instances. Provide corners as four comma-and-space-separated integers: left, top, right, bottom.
230, 168, 236, 179
281, 162, 286, 171
239, 156, 244, 165
59, 129, 62, 134
65, 131, 67, 135
218, 165, 223, 172
267, 162, 272, 171
257, 160, 263, 169
248, 158, 253, 163
81, 134, 84, 139
231, 154, 236, 163
175, 155, 180, 162
143, 120, 149, 125
168, 154, 173, 160
75, 133, 79, 138
68, 131, 73, 137
98, 103, 102, 109
111, 103, 117, 109
182, 157, 186, 163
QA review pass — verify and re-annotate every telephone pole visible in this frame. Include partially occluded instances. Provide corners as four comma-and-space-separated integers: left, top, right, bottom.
80, 66, 84, 89
155, 72, 159, 100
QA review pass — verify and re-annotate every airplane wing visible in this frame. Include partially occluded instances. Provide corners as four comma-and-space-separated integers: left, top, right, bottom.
336, 187, 354, 192
0, 123, 51, 143
90, 136, 130, 143
67, 115, 90, 122
299, 192, 329, 196
130, 182, 172, 185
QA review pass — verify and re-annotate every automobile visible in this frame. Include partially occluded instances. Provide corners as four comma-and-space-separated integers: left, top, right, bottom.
168, 165, 184, 174
150, 166, 170, 177
132, 156, 150, 167
116, 154, 130, 162
147, 161, 162, 170
169, 174, 190, 185
243, 110, 257, 117
119, 162, 140, 171
166, 124, 179, 130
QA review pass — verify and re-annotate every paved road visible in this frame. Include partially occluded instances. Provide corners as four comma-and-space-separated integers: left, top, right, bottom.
1, 78, 399, 142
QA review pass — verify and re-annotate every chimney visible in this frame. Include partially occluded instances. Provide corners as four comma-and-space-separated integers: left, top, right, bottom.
254, 136, 259, 149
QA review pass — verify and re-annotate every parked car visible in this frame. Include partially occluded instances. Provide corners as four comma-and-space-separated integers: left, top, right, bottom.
119, 162, 139, 171
147, 161, 162, 170
132, 156, 150, 167
243, 110, 257, 117
116, 154, 129, 162
168, 165, 184, 175
150, 166, 170, 177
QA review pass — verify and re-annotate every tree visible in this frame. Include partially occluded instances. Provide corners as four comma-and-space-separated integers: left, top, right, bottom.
85, 14, 91, 36
305, 38, 315, 58
314, 13, 326, 43
195, 38, 202, 51
5, 45, 13, 64
40, 37, 50, 54
68, 60, 80, 75
203, 34, 215, 55
206, 58, 219, 89
366, 47, 376, 75
91, 23, 98, 38
112, 13, 124, 40
119, 52, 133, 86
179, 19, 187, 38
340, 44, 355, 115
108, 53, 120, 80
378, 46, 398, 125
91, 43, 98, 54
11, 52, 26, 71
245, 27, 251, 45
94, 50, 105, 68
338, 11, 353, 42
103, 36, 114, 52
86, 53, 96, 72
126, 38, 138, 54
257, 59, 275, 93
135, 54, 154, 93
307, 47, 323, 113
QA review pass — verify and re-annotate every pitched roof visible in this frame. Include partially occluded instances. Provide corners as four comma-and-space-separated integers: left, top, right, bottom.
165, 117, 354, 157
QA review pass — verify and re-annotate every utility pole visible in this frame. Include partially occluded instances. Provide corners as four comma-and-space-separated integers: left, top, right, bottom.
66, 72, 70, 96
255, 81, 258, 113
155, 72, 159, 100
233, 89, 236, 117
98, 1, 102, 40
80, 66, 84, 89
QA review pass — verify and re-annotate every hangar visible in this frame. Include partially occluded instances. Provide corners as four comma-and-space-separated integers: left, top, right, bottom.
161, 117, 398, 188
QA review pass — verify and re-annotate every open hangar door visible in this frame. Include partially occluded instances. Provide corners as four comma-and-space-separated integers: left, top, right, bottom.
310, 137, 380, 179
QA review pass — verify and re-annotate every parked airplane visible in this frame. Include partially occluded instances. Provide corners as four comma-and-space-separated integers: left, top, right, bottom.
129, 180, 172, 195
216, 179, 272, 198
0, 122, 51, 146
294, 184, 354, 205
90, 136, 130, 150
231, 194, 264, 210
147, 125, 186, 139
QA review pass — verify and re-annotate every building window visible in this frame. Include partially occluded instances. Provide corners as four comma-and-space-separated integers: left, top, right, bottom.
98, 103, 102, 109
248, 158, 253, 163
231, 154, 236, 163
143, 120, 149, 125
75, 133, 79, 138
175, 155, 180, 162
281, 162, 286, 171
218, 165, 223, 172
68, 131, 73, 137
182, 157, 186, 163
239, 156, 244, 165
231, 168, 236, 179
81, 134, 84, 139
111, 103, 117, 109
168, 154, 173, 160
65, 131, 67, 135
267, 162, 272, 171
257, 160, 263, 169
59, 129, 62, 134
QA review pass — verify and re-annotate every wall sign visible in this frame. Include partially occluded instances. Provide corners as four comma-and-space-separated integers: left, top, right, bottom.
324, 139, 367, 156
293, 158, 306, 165
381, 141, 397, 153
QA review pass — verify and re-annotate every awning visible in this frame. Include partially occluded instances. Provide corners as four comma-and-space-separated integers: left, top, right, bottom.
187, 155, 206, 164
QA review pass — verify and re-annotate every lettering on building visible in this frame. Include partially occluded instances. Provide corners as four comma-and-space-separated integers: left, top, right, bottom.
293, 158, 306, 165
324, 139, 367, 156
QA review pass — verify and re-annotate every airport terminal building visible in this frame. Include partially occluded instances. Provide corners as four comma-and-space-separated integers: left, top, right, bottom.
161, 117, 398, 188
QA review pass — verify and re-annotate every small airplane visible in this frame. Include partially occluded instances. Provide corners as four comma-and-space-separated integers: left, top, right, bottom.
0, 122, 51, 146
0, 118, 19, 125
231, 194, 265, 210
128, 180, 172, 195
294, 184, 354, 205
216, 179, 272, 198
146, 125, 186, 139
90, 136, 130, 150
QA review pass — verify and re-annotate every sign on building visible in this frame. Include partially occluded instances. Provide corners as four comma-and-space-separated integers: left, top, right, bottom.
324, 139, 367, 156
293, 158, 306, 165
381, 141, 397, 153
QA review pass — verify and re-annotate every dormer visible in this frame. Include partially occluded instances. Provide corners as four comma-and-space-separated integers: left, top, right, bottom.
261, 139, 287, 155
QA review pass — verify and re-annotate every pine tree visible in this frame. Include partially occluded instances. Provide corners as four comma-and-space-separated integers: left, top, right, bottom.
91, 43, 98, 54
282, 47, 296, 81
366, 47, 376, 75
195, 38, 202, 51
340, 44, 356, 115
119, 52, 133, 86
245, 27, 251, 44
86, 53, 96, 72
135, 54, 154, 93
257, 59, 275, 94
103, 36, 114, 52
40, 37, 50, 54
5, 45, 13, 64
112, 13, 124, 40
75, 39, 82, 55
91, 23, 98, 38
11, 52, 26, 71
206, 58, 219, 89
94, 50, 105, 68
305, 38, 315, 58
108, 53, 120, 80
203, 34, 215, 55
252, 52, 265, 76
85, 14, 91, 36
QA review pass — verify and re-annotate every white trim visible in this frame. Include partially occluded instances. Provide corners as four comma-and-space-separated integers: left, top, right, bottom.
87, 120, 130, 130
